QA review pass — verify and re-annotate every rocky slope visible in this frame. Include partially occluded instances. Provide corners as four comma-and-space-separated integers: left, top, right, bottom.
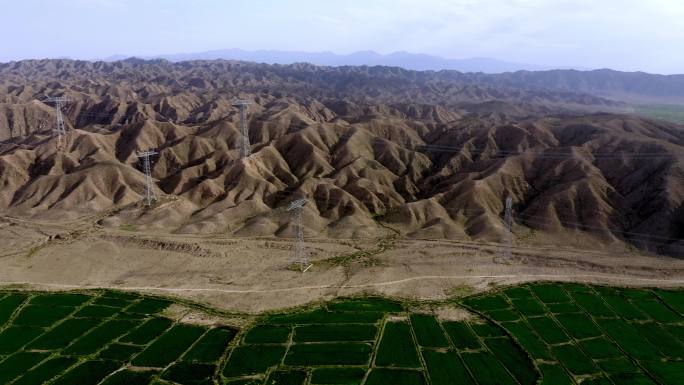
0, 59, 682, 256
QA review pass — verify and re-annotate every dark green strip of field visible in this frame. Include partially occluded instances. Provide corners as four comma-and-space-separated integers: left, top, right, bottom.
461, 352, 517, 385
223, 344, 287, 377
365, 368, 426, 385
499, 320, 551, 359
375, 321, 421, 367
571, 291, 615, 317
73, 304, 121, 318
286, 342, 372, 366
27, 318, 99, 350
510, 297, 546, 316
538, 364, 573, 385
132, 324, 207, 367
12, 305, 74, 327
410, 314, 450, 347
293, 323, 377, 342
554, 313, 603, 339
100, 369, 157, 385
310, 367, 366, 384
183, 327, 237, 363
470, 322, 506, 338
527, 315, 571, 344
162, 361, 216, 385
0, 294, 27, 326
422, 350, 475, 385
119, 317, 172, 345
265, 369, 308, 385
243, 324, 291, 343
485, 337, 538, 385
50, 360, 120, 385
12, 357, 78, 385
65, 319, 137, 355
530, 284, 571, 303
655, 289, 684, 315
98, 343, 143, 361
125, 298, 171, 314
0, 351, 50, 384
442, 321, 481, 350
503, 286, 532, 299
486, 308, 520, 322
0, 325, 45, 354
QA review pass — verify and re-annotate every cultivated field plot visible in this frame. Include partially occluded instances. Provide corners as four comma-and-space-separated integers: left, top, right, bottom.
222, 298, 523, 385
1, 283, 683, 384
464, 283, 684, 385
224, 285, 684, 385
0, 290, 236, 385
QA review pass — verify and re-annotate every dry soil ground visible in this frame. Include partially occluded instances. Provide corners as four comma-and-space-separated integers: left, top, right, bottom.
1, 214, 683, 314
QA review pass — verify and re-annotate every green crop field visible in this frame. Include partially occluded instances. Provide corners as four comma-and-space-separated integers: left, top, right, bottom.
0, 283, 683, 384
0, 290, 232, 385
633, 104, 684, 124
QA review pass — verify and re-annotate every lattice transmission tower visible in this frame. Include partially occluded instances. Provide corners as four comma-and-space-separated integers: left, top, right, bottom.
287, 198, 311, 272
44, 96, 71, 150
137, 150, 158, 207
501, 196, 514, 263
232, 100, 251, 158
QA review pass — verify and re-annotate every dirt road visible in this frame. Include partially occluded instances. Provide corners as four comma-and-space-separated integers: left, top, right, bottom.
1, 219, 683, 313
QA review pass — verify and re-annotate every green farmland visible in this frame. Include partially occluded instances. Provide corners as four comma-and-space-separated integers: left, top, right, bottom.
0, 283, 683, 385
633, 104, 684, 124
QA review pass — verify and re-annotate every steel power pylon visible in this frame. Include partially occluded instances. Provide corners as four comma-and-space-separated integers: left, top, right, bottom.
137, 150, 159, 207
44, 96, 71, 150
232, 100, 251, 158
501, 196, 514, 263
287, 198, 311, 272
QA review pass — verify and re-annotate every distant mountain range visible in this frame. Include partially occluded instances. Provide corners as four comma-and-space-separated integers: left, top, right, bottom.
98, 49, 684, 104
104, 49, 565, 74
99, 52, 684, 104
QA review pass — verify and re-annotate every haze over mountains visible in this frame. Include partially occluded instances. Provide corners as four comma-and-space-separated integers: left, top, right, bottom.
0, 58, 683, 256
98, 50, 684, 104
105, 49, 554, 74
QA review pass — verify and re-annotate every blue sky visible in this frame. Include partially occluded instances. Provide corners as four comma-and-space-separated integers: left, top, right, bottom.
2, 0, 682, 74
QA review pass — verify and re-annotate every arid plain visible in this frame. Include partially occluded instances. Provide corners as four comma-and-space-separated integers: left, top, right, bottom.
1, 59, 684, 313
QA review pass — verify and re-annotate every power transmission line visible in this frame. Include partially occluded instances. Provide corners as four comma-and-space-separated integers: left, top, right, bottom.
43, 96, 71, 150
15, 104, 684, 160
265, 189, 683, 246
10, 107, 682, 175
137, 150, 158, 207
233, 100, 251, 158
287, 198, 311, 272
495, 196, 514, 264
264, 193, 679, 265
9, 105, 682, 249
508, 211, 682, 243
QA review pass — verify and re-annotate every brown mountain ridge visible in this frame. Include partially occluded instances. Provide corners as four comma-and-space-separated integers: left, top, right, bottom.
0, 59, 682, 257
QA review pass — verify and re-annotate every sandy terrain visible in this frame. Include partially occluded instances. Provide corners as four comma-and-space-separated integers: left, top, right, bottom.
2, 214, 683, 314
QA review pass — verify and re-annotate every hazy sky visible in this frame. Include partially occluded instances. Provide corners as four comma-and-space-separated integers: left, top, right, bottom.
2, 0, 682, 74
